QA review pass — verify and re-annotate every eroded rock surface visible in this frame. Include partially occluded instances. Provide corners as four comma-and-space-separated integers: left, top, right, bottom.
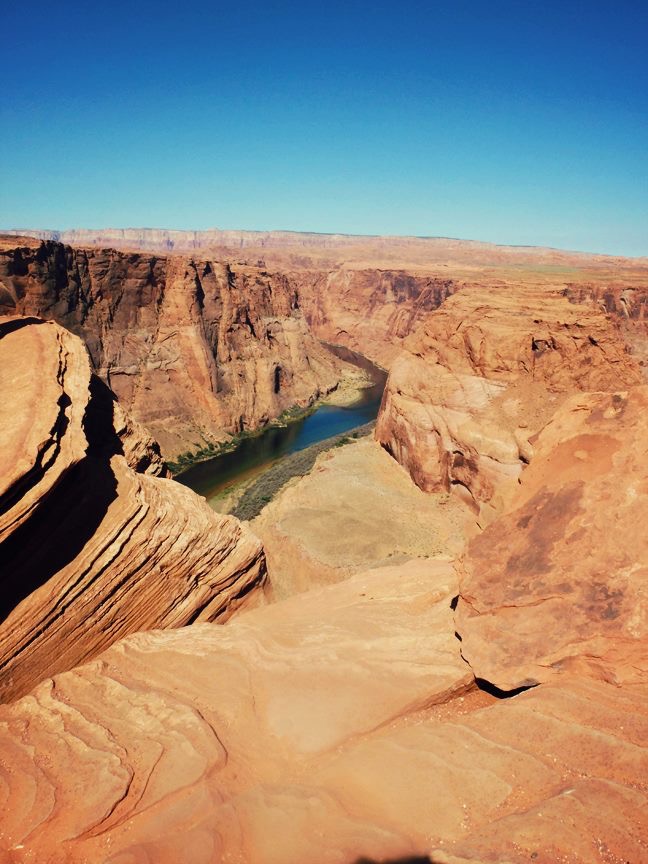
0, 238, 348, 457
296, 269, 461, 366
1, 237, 647, 864
376, 283, 641, 507
455, 385, 648, 692
0, 563, 645, 863
0, 317, 265, 702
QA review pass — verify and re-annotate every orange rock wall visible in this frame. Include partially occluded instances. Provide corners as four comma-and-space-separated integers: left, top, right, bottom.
376, 283, 641, 506
0, 240, 347, 457
295, 268, 461, 366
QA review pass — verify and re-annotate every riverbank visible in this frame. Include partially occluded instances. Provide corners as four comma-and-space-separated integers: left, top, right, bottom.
169, 365, 374, 475
230, 421, 375, 520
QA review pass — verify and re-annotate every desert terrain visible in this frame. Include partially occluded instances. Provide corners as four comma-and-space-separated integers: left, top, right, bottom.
0, 228, 647, 863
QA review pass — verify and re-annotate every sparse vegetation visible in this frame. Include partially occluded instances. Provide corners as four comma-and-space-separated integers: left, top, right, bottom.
231, 421, 375, 521
168, 403, 318, 475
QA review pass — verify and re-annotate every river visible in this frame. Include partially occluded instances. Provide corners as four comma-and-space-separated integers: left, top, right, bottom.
177, 345, 387, 509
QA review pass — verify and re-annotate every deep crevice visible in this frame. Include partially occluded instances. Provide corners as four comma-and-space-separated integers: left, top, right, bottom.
0, 373, 123, 626
474, 677, 538, 699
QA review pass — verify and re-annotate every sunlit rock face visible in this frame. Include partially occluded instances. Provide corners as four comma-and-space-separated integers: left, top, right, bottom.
0, 233, 647, 864
294, 268, 462, 366
376, 282, 641, 508
455, 385, 648, 692
0, 237, 348, 458
0, 497, 646, 861
0, 316, 266, 703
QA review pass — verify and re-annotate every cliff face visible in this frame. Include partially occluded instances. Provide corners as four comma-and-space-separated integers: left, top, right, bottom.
0, 317, 266, 702
295, 268, 461, 366
0, 239, 347, 457
375, 283, 641, 508
563, 280, 648, 376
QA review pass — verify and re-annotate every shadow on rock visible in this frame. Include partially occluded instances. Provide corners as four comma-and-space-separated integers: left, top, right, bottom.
354, 857, 431, 864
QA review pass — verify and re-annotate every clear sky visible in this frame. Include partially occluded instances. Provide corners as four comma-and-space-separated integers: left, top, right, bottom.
1, 1, 647, 255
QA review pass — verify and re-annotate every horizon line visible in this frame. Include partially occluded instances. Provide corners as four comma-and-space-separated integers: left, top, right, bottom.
2, 225, 647, 261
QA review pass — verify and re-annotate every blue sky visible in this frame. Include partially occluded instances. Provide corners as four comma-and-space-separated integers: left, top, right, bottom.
1, 1, 647, 255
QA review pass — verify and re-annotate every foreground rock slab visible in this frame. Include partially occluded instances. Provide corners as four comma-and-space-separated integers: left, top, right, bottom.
0, 568, 645, 863
0, 317, 265, 702
0, 560, 474, 862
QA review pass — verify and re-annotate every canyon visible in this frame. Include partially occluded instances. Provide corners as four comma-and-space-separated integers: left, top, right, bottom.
0, 229, 647, 863
0, 237, 352, 458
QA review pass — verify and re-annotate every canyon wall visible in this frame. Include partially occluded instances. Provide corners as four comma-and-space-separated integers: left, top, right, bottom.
0, 237, 348, 457
563, 280, 648, 375
295, 268, 461, 366
376, 283, 641, 508
0, 317, 266, 702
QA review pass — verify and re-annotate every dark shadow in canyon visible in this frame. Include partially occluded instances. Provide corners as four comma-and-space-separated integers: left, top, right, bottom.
0, 316, 45, 336
475, 677, 538, 699
0, 376, 123, 625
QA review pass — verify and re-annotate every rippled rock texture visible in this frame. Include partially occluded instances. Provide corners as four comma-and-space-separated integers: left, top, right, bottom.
0, 237, 347, 457
0, 317, 265, 702
376, 283, 641, 508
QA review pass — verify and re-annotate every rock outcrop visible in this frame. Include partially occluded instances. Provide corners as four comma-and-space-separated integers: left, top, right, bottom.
0, 238, 349, 457
252, 436, 472, 599
455, 385, 648, 692
0, 317, 266, 702
563, 280, 648, 376
376, 283, 641, 508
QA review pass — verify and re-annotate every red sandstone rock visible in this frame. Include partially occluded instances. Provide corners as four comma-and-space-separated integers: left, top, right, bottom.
296, 268, 461, 366
0, 565, 645, 863
376, 283, 641, 506
0, 240, 348, 457
455, 385, 648, 692
0, 317, 266, 702
5, 226, 647, 271
563, 279, 648, 376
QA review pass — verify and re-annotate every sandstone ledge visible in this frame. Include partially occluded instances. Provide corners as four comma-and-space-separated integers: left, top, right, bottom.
0, 317, 266, 702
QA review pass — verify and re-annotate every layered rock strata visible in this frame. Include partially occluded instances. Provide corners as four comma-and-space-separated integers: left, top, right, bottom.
7, 226, 647, 270
295, 269, 461, 366
376, 283, 641, 507
0, 384, 646, 861
0, 238, 348, 457
0, 317, 265, 702
563, 280, 648, 375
